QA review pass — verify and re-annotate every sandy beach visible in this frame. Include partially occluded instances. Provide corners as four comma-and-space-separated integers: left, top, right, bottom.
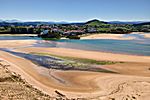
81, 33, 135, 40
143, 33, 150, 38
16, 47, 150, 63
81, 32, 150, 40
0, 40, 37, 48
0, 40, 150, 99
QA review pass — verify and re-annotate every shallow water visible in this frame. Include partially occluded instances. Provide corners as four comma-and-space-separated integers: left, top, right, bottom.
0, 36, 40, 40
0, 48, 112, 72
33, 35, 150, 56
0, 33, 150, 56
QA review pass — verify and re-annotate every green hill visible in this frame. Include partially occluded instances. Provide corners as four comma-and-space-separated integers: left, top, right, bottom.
85, 19, 108, 26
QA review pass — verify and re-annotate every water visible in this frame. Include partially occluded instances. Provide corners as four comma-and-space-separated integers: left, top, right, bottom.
54, 39, 150, 56
33, 33, 150, 56
0, 36, 40, 40
0, 48, 110, 72
122, 32, 146, 40
0, 33, 150, 56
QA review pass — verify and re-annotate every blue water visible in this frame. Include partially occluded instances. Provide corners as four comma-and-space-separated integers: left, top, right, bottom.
34, 33, 150, 56
0, 36, 40, 40
0, 33, 150, 56
55, 39, 150, 56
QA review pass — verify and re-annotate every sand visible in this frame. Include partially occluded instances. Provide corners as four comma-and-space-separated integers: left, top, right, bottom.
16, 47, 150, 63
142, 33, 150, 38
0, 39, 150, 99
0, 40, 37, 48
81, 33, 135, 40
0, 60, 53, 99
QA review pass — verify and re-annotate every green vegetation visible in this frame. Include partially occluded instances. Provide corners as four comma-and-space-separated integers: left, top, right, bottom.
42, 38, 60, 41
66, 35, 80, 39
0, 19, 150, 39
41, 31, 61, 39
86, 19, 107, 26
30, 52, 118, 73
30, 52, 122, 65
85, 20, 134, 33
0, 26, 10, 32
61, 56, 117, 65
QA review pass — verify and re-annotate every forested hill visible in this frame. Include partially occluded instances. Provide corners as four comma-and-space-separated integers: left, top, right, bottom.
0, 19, 150, 34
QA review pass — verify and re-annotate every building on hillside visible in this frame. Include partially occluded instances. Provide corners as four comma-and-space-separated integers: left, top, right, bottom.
63, 30, 85, 36
86, 27, 97, 33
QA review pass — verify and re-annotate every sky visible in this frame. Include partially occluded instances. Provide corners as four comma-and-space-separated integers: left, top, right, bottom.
0, 0, 150, 22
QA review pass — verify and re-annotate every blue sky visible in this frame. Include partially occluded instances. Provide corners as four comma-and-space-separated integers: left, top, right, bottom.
0, 0, 150, 22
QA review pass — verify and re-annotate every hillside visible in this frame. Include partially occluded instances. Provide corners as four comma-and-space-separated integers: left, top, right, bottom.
134, 22, 150, 26
85, 19, 108, 26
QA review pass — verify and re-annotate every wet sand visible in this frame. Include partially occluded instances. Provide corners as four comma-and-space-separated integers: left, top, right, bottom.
0, 40, 37, 48
16, 47, 150, 63
0, 40, 150, 99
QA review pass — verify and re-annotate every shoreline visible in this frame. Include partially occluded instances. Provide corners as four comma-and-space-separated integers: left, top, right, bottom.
0, 34, 37, 36
16, 47, 150, 63
0, 39, 150, 99
0, 52, 150, 99
142, 33, 150, 38
1, 39, 150, 57
80, 32, 150, 40
0, 32, 149, 40
80, 33, 135, 40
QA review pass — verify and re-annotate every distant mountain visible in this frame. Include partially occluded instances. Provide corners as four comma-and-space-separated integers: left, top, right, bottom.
134, 22, 150, 26
3, 19, 21, 23
0, 19, 149, 26
0, 19, 69, 25
85, 19, 108, 25
0, 19, 3, 22
108, 21, 149, 24
54, 21, 69, 24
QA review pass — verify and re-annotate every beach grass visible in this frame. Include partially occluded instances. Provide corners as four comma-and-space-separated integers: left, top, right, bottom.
30, 52, 122, 65
42, 38, 60, 41
30, 52, 118, 73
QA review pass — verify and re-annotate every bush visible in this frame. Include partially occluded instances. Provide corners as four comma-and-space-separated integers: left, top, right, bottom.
66, 35, 80, 39
40, 32, 61, 39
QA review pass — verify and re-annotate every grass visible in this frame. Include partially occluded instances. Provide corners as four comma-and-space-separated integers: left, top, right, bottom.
42, 38, 60, 41
29, 52, 119, 73
30, 52, 122, 65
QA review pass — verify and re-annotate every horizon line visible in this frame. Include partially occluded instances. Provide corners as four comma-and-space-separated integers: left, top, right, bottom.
0, 18, 150, 22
